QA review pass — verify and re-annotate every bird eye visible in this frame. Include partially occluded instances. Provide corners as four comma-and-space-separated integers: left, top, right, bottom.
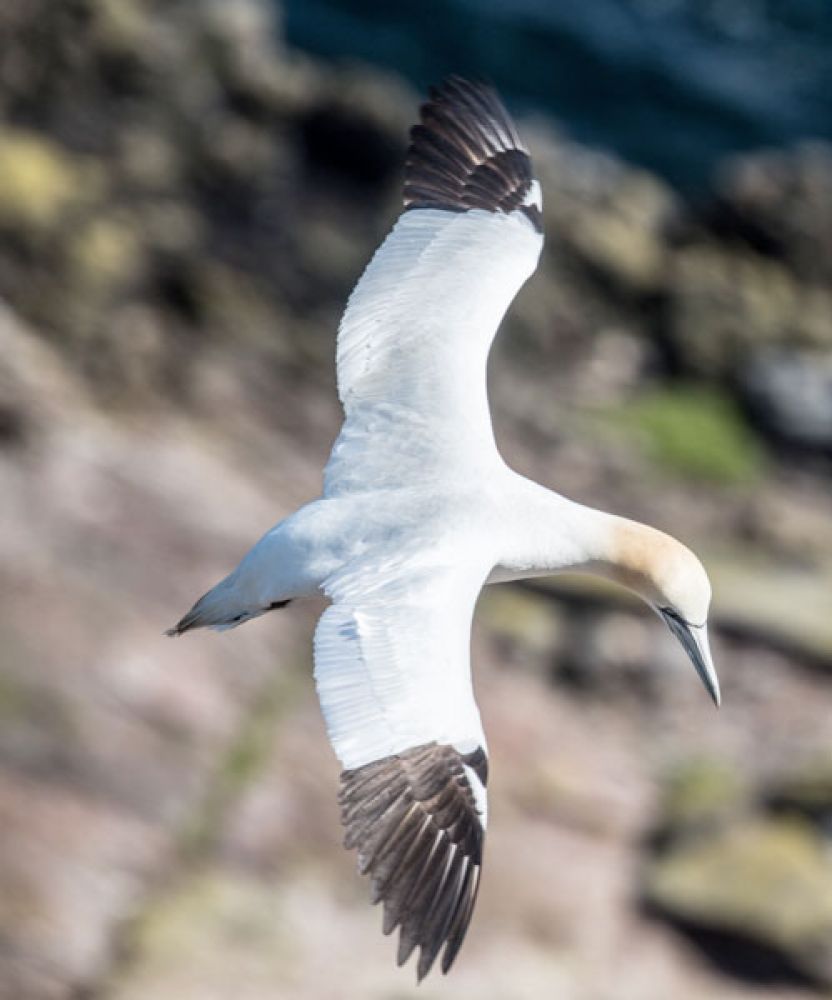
659, 605, 689, 627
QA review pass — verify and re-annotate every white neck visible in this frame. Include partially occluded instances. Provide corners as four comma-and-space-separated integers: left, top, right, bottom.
493, 480, 612, 578
492, 477, 668, 605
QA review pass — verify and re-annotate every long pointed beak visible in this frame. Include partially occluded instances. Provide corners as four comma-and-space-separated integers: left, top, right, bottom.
660, 612, 721, 707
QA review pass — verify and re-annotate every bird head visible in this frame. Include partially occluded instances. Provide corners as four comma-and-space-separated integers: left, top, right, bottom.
608, 519, 720, 707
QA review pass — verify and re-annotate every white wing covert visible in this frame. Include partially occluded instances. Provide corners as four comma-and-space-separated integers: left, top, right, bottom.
324, 78, 544, 494
313, 550, 490, 979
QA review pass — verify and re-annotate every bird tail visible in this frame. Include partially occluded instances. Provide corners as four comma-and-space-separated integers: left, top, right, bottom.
165, 582, 236, 635
165, 577, 290, 636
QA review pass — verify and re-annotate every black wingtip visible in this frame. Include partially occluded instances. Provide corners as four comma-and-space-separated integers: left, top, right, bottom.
340, 742, 488, 980
404, 78, 542, 231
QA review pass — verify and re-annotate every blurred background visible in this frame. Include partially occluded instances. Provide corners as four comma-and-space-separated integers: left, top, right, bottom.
1, 1, 831, 998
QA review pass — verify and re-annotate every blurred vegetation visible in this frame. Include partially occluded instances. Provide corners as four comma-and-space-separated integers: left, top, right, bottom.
658, 756, 749, 837
612, 387, 766, 484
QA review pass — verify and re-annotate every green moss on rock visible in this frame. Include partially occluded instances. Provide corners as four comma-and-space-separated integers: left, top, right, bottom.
659, 756, 748, 836
112, 871, 295, 998
0, 130, 95, 233
68, 213, 143, 289
613, 386, 765, 484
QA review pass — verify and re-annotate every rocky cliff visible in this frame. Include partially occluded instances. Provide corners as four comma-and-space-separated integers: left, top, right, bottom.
1, 2, 831, 998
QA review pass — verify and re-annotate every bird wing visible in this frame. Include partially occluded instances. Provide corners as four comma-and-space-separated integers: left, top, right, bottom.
313, 550, 490, 979
324, 78, 544, 494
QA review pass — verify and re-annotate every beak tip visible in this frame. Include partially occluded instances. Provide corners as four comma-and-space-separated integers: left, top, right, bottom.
701, 660, 721, 709
660, 609, 721, 709
700, 662, 721, 709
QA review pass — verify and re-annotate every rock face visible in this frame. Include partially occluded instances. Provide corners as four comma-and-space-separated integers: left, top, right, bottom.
0, 0, 409, 406
1, 1, 832, 999
645, 751, 832, 991
0, 301, 324, 1000
646, 819, 832, 988
0, 1, 828, 458
742, 351, 832, 454
655, 757, 749, 842
767, 757, 832, 827
709, 144, 832, 288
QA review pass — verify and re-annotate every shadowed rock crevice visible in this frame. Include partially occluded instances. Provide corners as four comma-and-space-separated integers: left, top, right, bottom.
641, 907, 827, 990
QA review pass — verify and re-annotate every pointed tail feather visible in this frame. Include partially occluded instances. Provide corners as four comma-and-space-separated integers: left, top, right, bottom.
165, 584, 289, 636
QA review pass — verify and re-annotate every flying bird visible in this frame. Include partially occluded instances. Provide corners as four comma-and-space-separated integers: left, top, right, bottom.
167, 78, 720, 980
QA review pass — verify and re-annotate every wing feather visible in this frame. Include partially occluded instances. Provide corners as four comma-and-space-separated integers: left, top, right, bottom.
313, 556, 489, 978
311, 78, 539, 978
340, 743, 487, 980
324, 80, 543, 495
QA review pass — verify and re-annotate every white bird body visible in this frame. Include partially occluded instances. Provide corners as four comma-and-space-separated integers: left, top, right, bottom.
168, 78, 720, 980
191, 473, 617, 624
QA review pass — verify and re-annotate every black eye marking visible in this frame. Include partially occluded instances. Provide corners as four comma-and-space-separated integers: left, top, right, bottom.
659, 606, 689, 627
660, 605, 709, 632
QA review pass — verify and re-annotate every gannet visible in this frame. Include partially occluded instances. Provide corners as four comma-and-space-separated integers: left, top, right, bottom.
167, 77, 720, 980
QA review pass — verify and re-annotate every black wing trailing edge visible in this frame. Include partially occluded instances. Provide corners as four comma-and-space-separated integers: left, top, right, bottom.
404, 76, 542, 232
339, 741, 488, 980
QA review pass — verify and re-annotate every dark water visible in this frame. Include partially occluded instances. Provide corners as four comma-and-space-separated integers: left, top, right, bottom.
283, 0, 832, 191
